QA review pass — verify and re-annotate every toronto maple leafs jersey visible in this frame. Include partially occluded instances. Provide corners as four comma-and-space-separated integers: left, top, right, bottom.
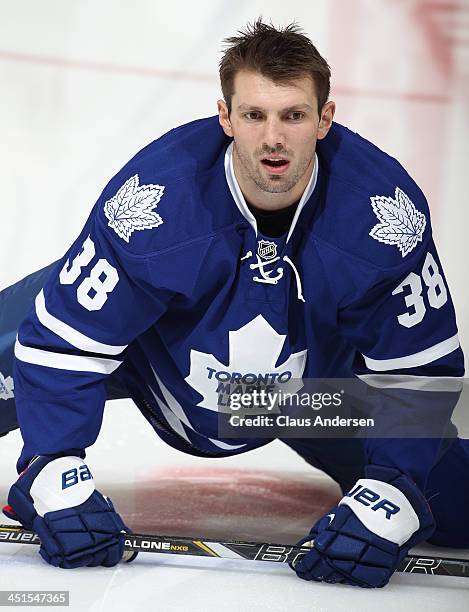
13, 117, 464, 487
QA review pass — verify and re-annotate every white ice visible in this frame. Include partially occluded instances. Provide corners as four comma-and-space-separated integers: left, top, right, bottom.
1, 1, 469, 610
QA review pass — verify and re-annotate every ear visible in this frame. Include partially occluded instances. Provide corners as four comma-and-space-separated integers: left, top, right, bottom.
218, 99, 234, 138
317, 101, 336, 140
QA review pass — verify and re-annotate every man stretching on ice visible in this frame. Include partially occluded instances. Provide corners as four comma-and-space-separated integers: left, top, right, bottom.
1, 20, 466, 587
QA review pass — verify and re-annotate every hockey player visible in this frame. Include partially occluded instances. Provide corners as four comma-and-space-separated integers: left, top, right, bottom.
1, 20, 467, 586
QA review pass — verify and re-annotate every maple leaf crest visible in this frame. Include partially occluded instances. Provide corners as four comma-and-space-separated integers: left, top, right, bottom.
369, 187, 426, 257
0, 371, 14, 400
104, 174, 165, 243
185, 315, 307, 412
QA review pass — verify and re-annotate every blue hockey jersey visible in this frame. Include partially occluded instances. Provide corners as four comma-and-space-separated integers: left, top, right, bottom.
13, 117, 464, 487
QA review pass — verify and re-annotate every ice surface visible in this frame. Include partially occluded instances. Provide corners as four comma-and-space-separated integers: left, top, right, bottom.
1, 401, 469, 611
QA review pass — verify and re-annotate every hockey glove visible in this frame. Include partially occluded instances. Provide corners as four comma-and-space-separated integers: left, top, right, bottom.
4, 455, 132, 568
292, 465, 435, 587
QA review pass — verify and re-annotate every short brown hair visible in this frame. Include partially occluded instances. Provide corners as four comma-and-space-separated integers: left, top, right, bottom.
219, 19, 331, 115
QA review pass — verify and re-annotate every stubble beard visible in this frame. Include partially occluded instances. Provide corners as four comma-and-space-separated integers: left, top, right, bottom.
234, 143, 313, 194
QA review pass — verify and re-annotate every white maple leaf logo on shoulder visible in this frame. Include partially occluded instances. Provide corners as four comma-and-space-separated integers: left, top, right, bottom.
104, 174, 165, 243
0, 371, 14, 400
369, 187, 426, 257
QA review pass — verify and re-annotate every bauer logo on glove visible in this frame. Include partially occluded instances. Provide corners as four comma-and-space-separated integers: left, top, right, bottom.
341, 480, 419, 545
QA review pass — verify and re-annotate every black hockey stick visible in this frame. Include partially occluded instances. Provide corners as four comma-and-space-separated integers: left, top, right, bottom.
1, 524, 468, 578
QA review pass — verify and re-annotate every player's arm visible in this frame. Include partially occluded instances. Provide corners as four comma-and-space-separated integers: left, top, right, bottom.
13, 213, 169, 469
294, 231, 463, 587
342, 238, 463, 487
7, 170, 210, 569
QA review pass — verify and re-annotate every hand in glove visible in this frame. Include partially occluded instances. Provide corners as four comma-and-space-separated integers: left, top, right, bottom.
292, 465, 435, 587
4, 455, 133, 568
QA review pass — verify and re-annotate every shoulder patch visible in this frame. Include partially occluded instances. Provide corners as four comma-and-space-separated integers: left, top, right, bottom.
104, 174, 165, 243
369, 186, 426, 258
0, 371, 14, 400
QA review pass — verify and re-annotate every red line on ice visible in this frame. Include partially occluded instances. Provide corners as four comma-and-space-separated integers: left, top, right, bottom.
0, 49, 452, 104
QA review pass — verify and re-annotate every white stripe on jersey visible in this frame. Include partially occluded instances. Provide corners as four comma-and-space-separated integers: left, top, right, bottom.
148, 383, 192, 443
357, 374, 463, 391
362, 334, 460, 372
14, 338, 122, 374
150, 364, 247, 450
35, 290, 127, 355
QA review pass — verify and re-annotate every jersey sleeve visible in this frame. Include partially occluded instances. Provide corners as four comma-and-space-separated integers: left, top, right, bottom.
13, 173, 210, 471
340, 238, 463, 376
337, 238, 464, 489
315, 125, 464, 490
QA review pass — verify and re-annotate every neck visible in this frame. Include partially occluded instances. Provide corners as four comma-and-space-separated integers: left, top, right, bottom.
232, 148, 314, 212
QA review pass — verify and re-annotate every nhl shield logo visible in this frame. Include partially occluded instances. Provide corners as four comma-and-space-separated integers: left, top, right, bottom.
257, 240, 277, 260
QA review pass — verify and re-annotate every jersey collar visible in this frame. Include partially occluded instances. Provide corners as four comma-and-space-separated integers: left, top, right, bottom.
224, 141, 319, 242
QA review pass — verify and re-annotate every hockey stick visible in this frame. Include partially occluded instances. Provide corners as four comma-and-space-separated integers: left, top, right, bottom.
0, 523, 468, 577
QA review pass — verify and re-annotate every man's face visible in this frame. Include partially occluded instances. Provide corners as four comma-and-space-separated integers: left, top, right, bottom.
218, 70, 333, 197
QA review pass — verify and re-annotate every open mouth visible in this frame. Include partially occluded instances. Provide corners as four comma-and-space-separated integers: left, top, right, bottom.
260, 157, 290, 174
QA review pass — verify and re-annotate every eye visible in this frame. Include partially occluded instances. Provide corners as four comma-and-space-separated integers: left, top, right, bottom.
287, 111, 305, 121
244, 112, 263, 121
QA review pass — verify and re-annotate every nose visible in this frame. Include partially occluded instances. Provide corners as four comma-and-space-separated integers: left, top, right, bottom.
262, 116, 286, 152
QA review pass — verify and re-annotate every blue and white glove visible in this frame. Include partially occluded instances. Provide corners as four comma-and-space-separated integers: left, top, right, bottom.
292, 465, 435, 588
4, 455, 133, 568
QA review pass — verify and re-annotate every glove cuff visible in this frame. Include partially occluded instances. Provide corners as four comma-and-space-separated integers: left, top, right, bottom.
8, 455, 95, 527
344, 465, 436, 545
364, 464, 434, 529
